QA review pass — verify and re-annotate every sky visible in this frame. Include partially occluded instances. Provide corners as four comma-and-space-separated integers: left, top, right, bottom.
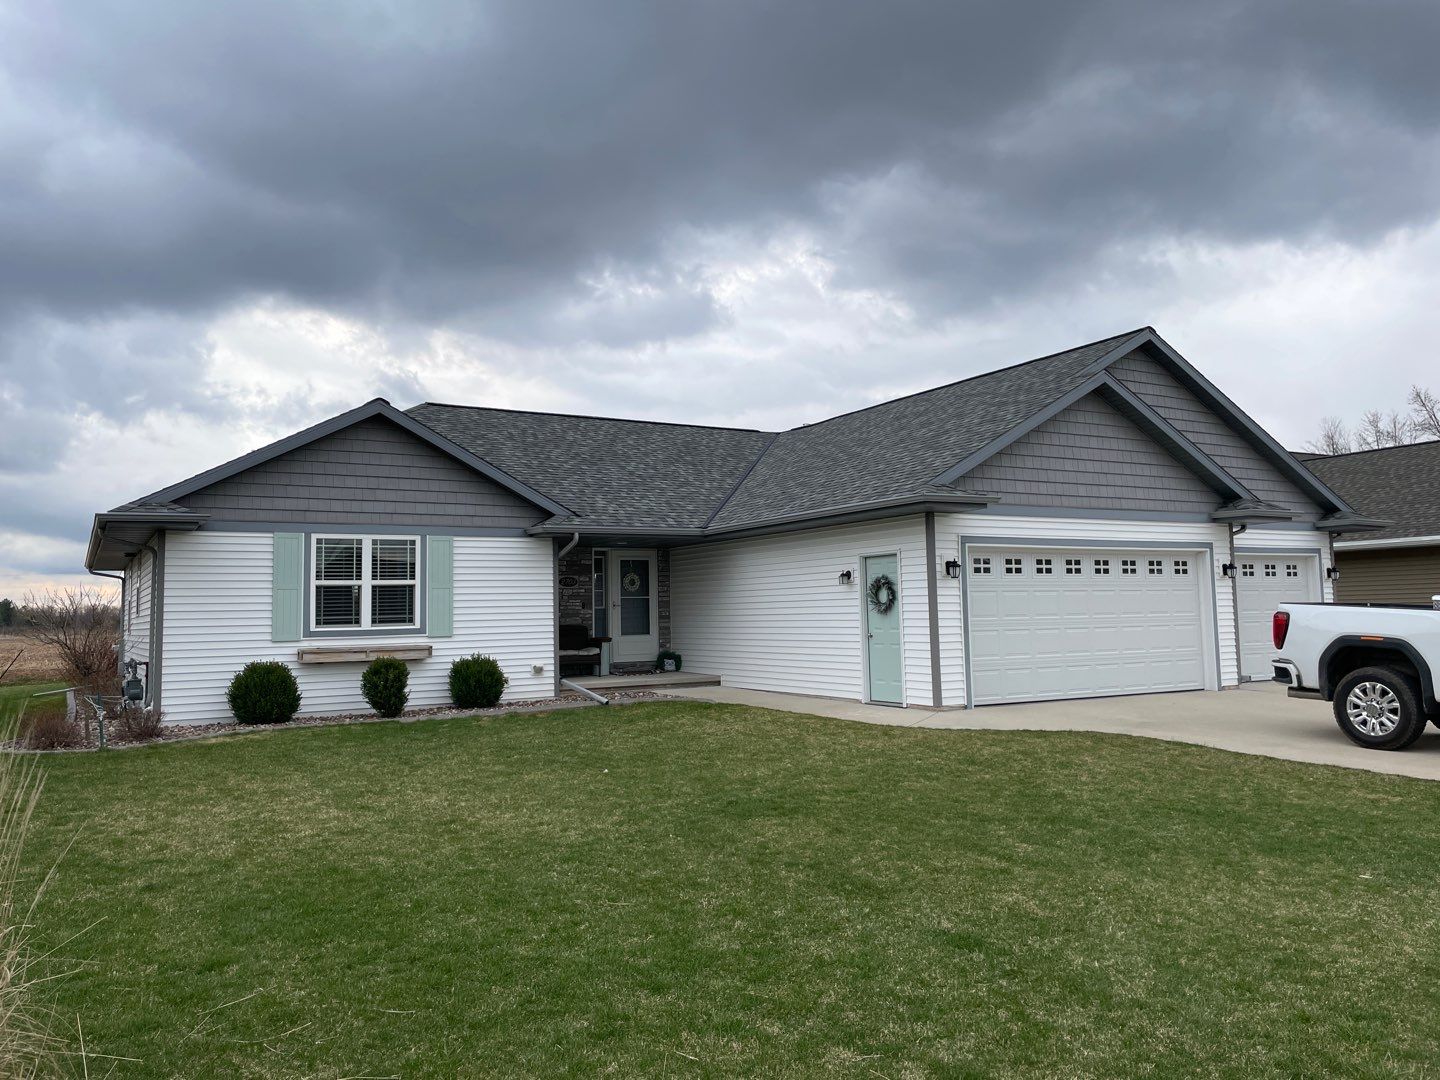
3, 0, 1440, 596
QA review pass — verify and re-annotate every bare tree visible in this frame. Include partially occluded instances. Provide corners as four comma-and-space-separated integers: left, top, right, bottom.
1409, 385, 1440, 440
20, 587, 119, 693
1354, 408, 1417, 451
1304, 416, 1352, 456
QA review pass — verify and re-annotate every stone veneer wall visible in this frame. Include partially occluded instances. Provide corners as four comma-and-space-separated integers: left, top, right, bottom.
557, 543, 670, 672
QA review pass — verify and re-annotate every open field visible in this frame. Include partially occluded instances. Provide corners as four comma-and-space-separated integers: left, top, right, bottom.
19, 701, 1440, 1077
0, 631, 68, 685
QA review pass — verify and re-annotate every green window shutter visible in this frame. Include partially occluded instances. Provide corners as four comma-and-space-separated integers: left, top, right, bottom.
427, 536, 454, 638
272, 533, 304, 642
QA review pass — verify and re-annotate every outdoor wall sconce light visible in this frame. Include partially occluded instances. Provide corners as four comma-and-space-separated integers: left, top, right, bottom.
838, 569, 854, 585
1326, 566, 1341, 581
1221, 562, 1237, 579
944, 559, 962, 579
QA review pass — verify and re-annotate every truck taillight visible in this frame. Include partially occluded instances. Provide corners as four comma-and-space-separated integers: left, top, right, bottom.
1272, 610, 1290, 650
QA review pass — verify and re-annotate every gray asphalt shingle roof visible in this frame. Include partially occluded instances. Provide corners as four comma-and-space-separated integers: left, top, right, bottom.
407, 330, 1141, 531
405, 406, 774, 529
1303, 441, 1440, 542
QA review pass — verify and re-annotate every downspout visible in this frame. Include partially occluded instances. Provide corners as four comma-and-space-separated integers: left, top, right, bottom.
1228, 523, 1247, 684
90, 568, 126, 678
553, 533, 580, 698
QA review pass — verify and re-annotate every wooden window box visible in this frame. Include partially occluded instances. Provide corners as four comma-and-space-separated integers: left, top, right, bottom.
296, 645, 434, 665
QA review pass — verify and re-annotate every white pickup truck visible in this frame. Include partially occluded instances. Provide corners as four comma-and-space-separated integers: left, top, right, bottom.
1273, 598, 1440, 750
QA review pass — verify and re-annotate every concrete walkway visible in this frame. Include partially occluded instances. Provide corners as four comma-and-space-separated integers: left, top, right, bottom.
664, 681, 1440, 781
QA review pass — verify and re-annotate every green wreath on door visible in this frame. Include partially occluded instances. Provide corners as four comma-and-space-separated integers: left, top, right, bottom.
867, 573, 897, 615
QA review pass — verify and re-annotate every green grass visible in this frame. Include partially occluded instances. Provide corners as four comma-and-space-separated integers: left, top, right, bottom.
0, 681, 68, 723
20, 702, 1440, 1078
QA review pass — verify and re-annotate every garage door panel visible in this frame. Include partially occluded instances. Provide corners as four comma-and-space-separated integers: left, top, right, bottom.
968, 546, 1208, 705
1236, 555, 1319, 679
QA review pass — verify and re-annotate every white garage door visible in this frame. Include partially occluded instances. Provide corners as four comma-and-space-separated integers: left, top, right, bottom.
966, 547, 1208, 705
1235, 555, 1319, 680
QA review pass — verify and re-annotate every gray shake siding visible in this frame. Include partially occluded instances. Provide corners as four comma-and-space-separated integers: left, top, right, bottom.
959, 392, 1220, 513
1110, 353, 1322, 516
181, 416, 548, 528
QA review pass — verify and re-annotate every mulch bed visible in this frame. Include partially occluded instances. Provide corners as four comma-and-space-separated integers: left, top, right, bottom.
6, 690, 676, 754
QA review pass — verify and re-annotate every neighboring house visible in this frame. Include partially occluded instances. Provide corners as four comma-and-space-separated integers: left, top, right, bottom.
1301, 441, 1440, 605
87, 327, 1384, 724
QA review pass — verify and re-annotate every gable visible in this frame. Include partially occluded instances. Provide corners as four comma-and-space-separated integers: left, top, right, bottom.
957, 392, 1222, 513
179, 415, 549, 529
1108, 351, 1324, 517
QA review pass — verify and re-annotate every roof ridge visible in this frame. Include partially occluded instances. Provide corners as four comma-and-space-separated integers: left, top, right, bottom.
778, 328, 1150, 433
410, 401, 768, 435
1307, 437, 1440, 461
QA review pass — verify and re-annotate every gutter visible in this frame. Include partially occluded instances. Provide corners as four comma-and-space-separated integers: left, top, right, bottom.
1333, 533, 1440, 551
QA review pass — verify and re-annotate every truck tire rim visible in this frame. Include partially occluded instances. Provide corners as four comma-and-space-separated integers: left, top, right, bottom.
1346, 682, 1401, 737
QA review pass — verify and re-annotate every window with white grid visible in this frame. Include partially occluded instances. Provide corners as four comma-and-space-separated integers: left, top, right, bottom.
1241, 563, 1255, 577
972, 556, 992, 575
312, 536, 419, 631
1173, 559, 1190, 575
1147, 559, 1164, 575
1064, 558, 1083, 575
1121, 559, 1137, 575
1264, 563, 1277, 578
1093, 559, 1110, 575
1285, 563, 1299, 578
1035, 558, 1053, 575
1004, 557, 1023, 575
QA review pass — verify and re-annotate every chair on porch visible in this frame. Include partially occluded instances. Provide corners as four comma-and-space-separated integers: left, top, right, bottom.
558, 623, 607, 677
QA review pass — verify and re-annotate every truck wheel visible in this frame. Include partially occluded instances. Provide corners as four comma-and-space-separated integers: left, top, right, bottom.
1333, 666, 1428, 751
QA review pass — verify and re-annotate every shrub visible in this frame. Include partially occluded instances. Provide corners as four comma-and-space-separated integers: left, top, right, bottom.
108, 702, 164, 742
22, 709, 82, 750
227, 661, 302, 725
449, 654, 507, 709
362, 657, 410, 718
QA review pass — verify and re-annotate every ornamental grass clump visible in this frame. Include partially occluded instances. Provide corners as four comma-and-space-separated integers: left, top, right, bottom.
1, 702, 73, 1076
362, 657, 410, 718
226, 661, 302, 725
449, 655, 507, 709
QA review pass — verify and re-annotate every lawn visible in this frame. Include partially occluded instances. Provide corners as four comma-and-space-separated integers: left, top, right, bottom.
0, 680, 68, 722
19, 701, 1440, 1078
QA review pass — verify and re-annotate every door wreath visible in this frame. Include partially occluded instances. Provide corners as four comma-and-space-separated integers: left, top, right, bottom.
867, 574, 897, 615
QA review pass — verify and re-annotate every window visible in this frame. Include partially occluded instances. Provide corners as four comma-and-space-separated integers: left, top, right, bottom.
1264, 563, 1277, 578
1241, 563, 1255, 578
1004, 557, 1023, 575
1285, 563, 1300, 578
1148, 559, 1164, 575
1121, 559, 1137, 575
592, 552, 608, 636
1173, 559, 1190, 575
1064, 558, 1083, 575
972, 556, 992, 575
1093, 559, 1111, 575
312, 536, 418, 630
1035, 558, 1053, 575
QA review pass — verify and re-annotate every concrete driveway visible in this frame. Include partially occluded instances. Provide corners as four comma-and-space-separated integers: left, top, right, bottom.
664, 680, 1440, 781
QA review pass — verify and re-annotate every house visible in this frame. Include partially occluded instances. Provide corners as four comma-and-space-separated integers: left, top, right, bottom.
86, 328, 1385, 724
1301, 441, 1440, 605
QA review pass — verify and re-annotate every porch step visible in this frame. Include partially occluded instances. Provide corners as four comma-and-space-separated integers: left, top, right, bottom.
571, 671, 722, 692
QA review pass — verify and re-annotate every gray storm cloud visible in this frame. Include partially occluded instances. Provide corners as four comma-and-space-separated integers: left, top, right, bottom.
2, 0, 1439, 579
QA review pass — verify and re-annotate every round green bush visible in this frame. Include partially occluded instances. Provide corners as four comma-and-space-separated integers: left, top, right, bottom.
449, 654, 508, 709
227, 661, 302, 725
362, 656, 410, 718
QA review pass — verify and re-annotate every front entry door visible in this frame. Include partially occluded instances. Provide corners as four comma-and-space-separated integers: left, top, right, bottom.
863, 554, 903, 704
608, 550, 659, 664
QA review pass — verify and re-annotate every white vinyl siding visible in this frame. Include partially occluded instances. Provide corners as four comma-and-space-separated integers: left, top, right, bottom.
936, 513, 1238, 706
122, 547, 154, 673
160, 530, 555, 724
670, 516, 938, 706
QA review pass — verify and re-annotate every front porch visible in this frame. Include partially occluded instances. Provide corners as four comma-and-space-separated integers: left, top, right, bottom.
557, 541, 673, 676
